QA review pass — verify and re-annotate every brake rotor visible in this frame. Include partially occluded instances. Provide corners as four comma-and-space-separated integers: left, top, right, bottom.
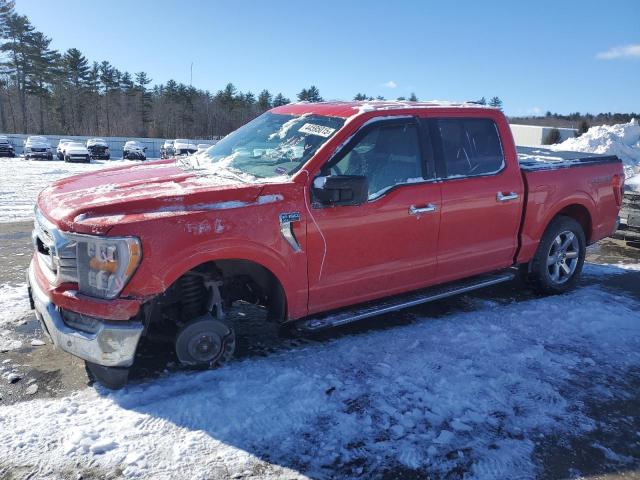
175, 315, 236, 368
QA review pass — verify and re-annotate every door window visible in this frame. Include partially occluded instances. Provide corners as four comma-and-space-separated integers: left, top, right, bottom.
331, 121, 427, 199
436, 118, 504, 178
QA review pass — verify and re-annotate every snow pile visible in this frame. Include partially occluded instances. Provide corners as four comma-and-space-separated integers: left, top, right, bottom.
553, 118, 640, 168
1, 264, 639, 478
552, 119, 640, 191
627, 174, 640, 192
552, 119, 640, 190
0, 158, 135, 223
0, 283, 29, 352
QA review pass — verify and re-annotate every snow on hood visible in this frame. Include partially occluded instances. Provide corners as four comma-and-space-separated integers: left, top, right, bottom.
65, 145, 89, 155
36, 159, 284, 232
552, 119, 640, 173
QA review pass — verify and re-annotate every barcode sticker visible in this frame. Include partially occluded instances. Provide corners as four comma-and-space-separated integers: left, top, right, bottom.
298, 123, 336, 138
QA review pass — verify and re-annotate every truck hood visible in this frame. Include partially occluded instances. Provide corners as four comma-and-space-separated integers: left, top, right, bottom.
37, 159, 272, 233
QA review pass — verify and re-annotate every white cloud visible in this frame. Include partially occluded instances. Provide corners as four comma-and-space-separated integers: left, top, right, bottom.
527, 106, 542, 115
596, 44, 640, 60
381, 80, 397, 88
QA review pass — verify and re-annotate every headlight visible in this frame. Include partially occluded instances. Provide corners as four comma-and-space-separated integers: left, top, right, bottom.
69, 234, 142, 299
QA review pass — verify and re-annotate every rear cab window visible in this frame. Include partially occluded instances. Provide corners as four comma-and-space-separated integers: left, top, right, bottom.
433, 118, 505, 179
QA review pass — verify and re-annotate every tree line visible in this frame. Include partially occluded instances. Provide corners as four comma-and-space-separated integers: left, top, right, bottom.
0, 1, 299, 138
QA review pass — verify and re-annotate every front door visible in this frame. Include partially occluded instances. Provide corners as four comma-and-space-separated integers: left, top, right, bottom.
306, 118, 442, 315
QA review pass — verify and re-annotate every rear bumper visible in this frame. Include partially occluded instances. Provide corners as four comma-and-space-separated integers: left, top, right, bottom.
27, 260, 143, 367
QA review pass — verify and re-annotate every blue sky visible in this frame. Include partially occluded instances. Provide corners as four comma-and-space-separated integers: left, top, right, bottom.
16, 0, 640, 115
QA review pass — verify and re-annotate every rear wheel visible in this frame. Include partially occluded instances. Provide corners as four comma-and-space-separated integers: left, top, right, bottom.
520, 216, 586, 294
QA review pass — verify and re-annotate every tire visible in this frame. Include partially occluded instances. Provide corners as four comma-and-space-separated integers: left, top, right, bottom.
520, 215, 586, 295
175, 315, 236, 369
63, 155, 69, 163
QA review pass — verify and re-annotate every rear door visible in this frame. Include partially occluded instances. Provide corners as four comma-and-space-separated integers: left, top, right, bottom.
306, 117, 442, 314
427, 116, 524, 282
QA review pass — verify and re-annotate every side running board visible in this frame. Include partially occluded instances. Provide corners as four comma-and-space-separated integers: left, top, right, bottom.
296, 270, 515, 332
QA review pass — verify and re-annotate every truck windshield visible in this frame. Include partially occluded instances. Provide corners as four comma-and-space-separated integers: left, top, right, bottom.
195, 112, 345, 178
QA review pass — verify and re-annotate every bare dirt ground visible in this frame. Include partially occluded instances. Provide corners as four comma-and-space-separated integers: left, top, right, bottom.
1, 220, 639, 479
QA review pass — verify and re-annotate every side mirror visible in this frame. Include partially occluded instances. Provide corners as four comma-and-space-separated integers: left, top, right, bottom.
312, 175, 368, 207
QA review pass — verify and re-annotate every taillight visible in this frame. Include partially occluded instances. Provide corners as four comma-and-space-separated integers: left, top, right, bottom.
612, 174, 623, 207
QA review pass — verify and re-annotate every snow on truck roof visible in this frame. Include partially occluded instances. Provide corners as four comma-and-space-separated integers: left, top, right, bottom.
271, 100, 499, 118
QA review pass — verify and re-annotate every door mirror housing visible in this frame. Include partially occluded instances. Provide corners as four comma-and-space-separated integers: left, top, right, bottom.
312, 175, 368, 207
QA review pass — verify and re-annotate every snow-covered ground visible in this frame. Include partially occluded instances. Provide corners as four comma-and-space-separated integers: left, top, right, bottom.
0, 158, 137, 223
0, 283, 29, 352
0, 264, 639, 479
551, 118, 640, 191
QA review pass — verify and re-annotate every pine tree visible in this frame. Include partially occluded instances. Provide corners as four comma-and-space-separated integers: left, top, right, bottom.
577, 120, 589, 136
298, 85, 322, 102
1, 13, 37, 131
489, 96, 503, 109
543, 128, 561, 145
272, 93, 290, 107
135, 71, 152, 134
408, 92, 418, 102
257, 89, 272, 111
25, 31, 57, 133
476, 97, 487, 105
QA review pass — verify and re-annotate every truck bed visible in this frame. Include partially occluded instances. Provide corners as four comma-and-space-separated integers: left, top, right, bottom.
517, 146, 620, 172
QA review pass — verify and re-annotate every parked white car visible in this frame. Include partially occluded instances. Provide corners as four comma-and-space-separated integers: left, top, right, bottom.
63, 142, 91, 163
174, 139, 197, 156
24, 136, 53, 160
56, 138, 72, 160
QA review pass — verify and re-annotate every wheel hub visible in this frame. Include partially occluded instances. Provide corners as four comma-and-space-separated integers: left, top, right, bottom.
186, 333, 222, 363
175, 314, 236, 368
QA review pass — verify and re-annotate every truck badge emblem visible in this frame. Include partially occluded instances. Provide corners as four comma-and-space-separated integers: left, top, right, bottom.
279, 212, 301, 252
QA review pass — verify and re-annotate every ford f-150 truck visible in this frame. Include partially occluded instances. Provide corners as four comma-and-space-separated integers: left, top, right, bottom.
27, 101, 624, 387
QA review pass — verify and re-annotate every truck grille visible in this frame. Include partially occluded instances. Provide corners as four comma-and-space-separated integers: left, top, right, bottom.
33, 210, 78, 284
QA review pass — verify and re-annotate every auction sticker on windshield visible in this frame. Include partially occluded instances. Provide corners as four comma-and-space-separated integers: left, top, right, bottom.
298, 123, 336, 138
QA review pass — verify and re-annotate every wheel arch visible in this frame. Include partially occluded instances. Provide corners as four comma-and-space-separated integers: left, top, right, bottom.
159, 250, 292, 323
517, 194, 596, 264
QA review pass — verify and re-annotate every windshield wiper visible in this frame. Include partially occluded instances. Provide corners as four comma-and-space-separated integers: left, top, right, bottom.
176, 155, 193, 170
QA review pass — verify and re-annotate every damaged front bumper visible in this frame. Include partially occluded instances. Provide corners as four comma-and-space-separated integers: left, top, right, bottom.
27, 261, 143, 367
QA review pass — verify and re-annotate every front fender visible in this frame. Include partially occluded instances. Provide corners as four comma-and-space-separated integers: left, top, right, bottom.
116, 185, 309, 320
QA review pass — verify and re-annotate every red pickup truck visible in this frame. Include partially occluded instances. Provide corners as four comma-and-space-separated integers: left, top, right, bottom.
27, 101, 624, 387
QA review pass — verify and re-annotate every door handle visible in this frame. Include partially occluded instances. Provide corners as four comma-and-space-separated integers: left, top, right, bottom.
496, 192, 519, 202
409, 203, 437, 215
